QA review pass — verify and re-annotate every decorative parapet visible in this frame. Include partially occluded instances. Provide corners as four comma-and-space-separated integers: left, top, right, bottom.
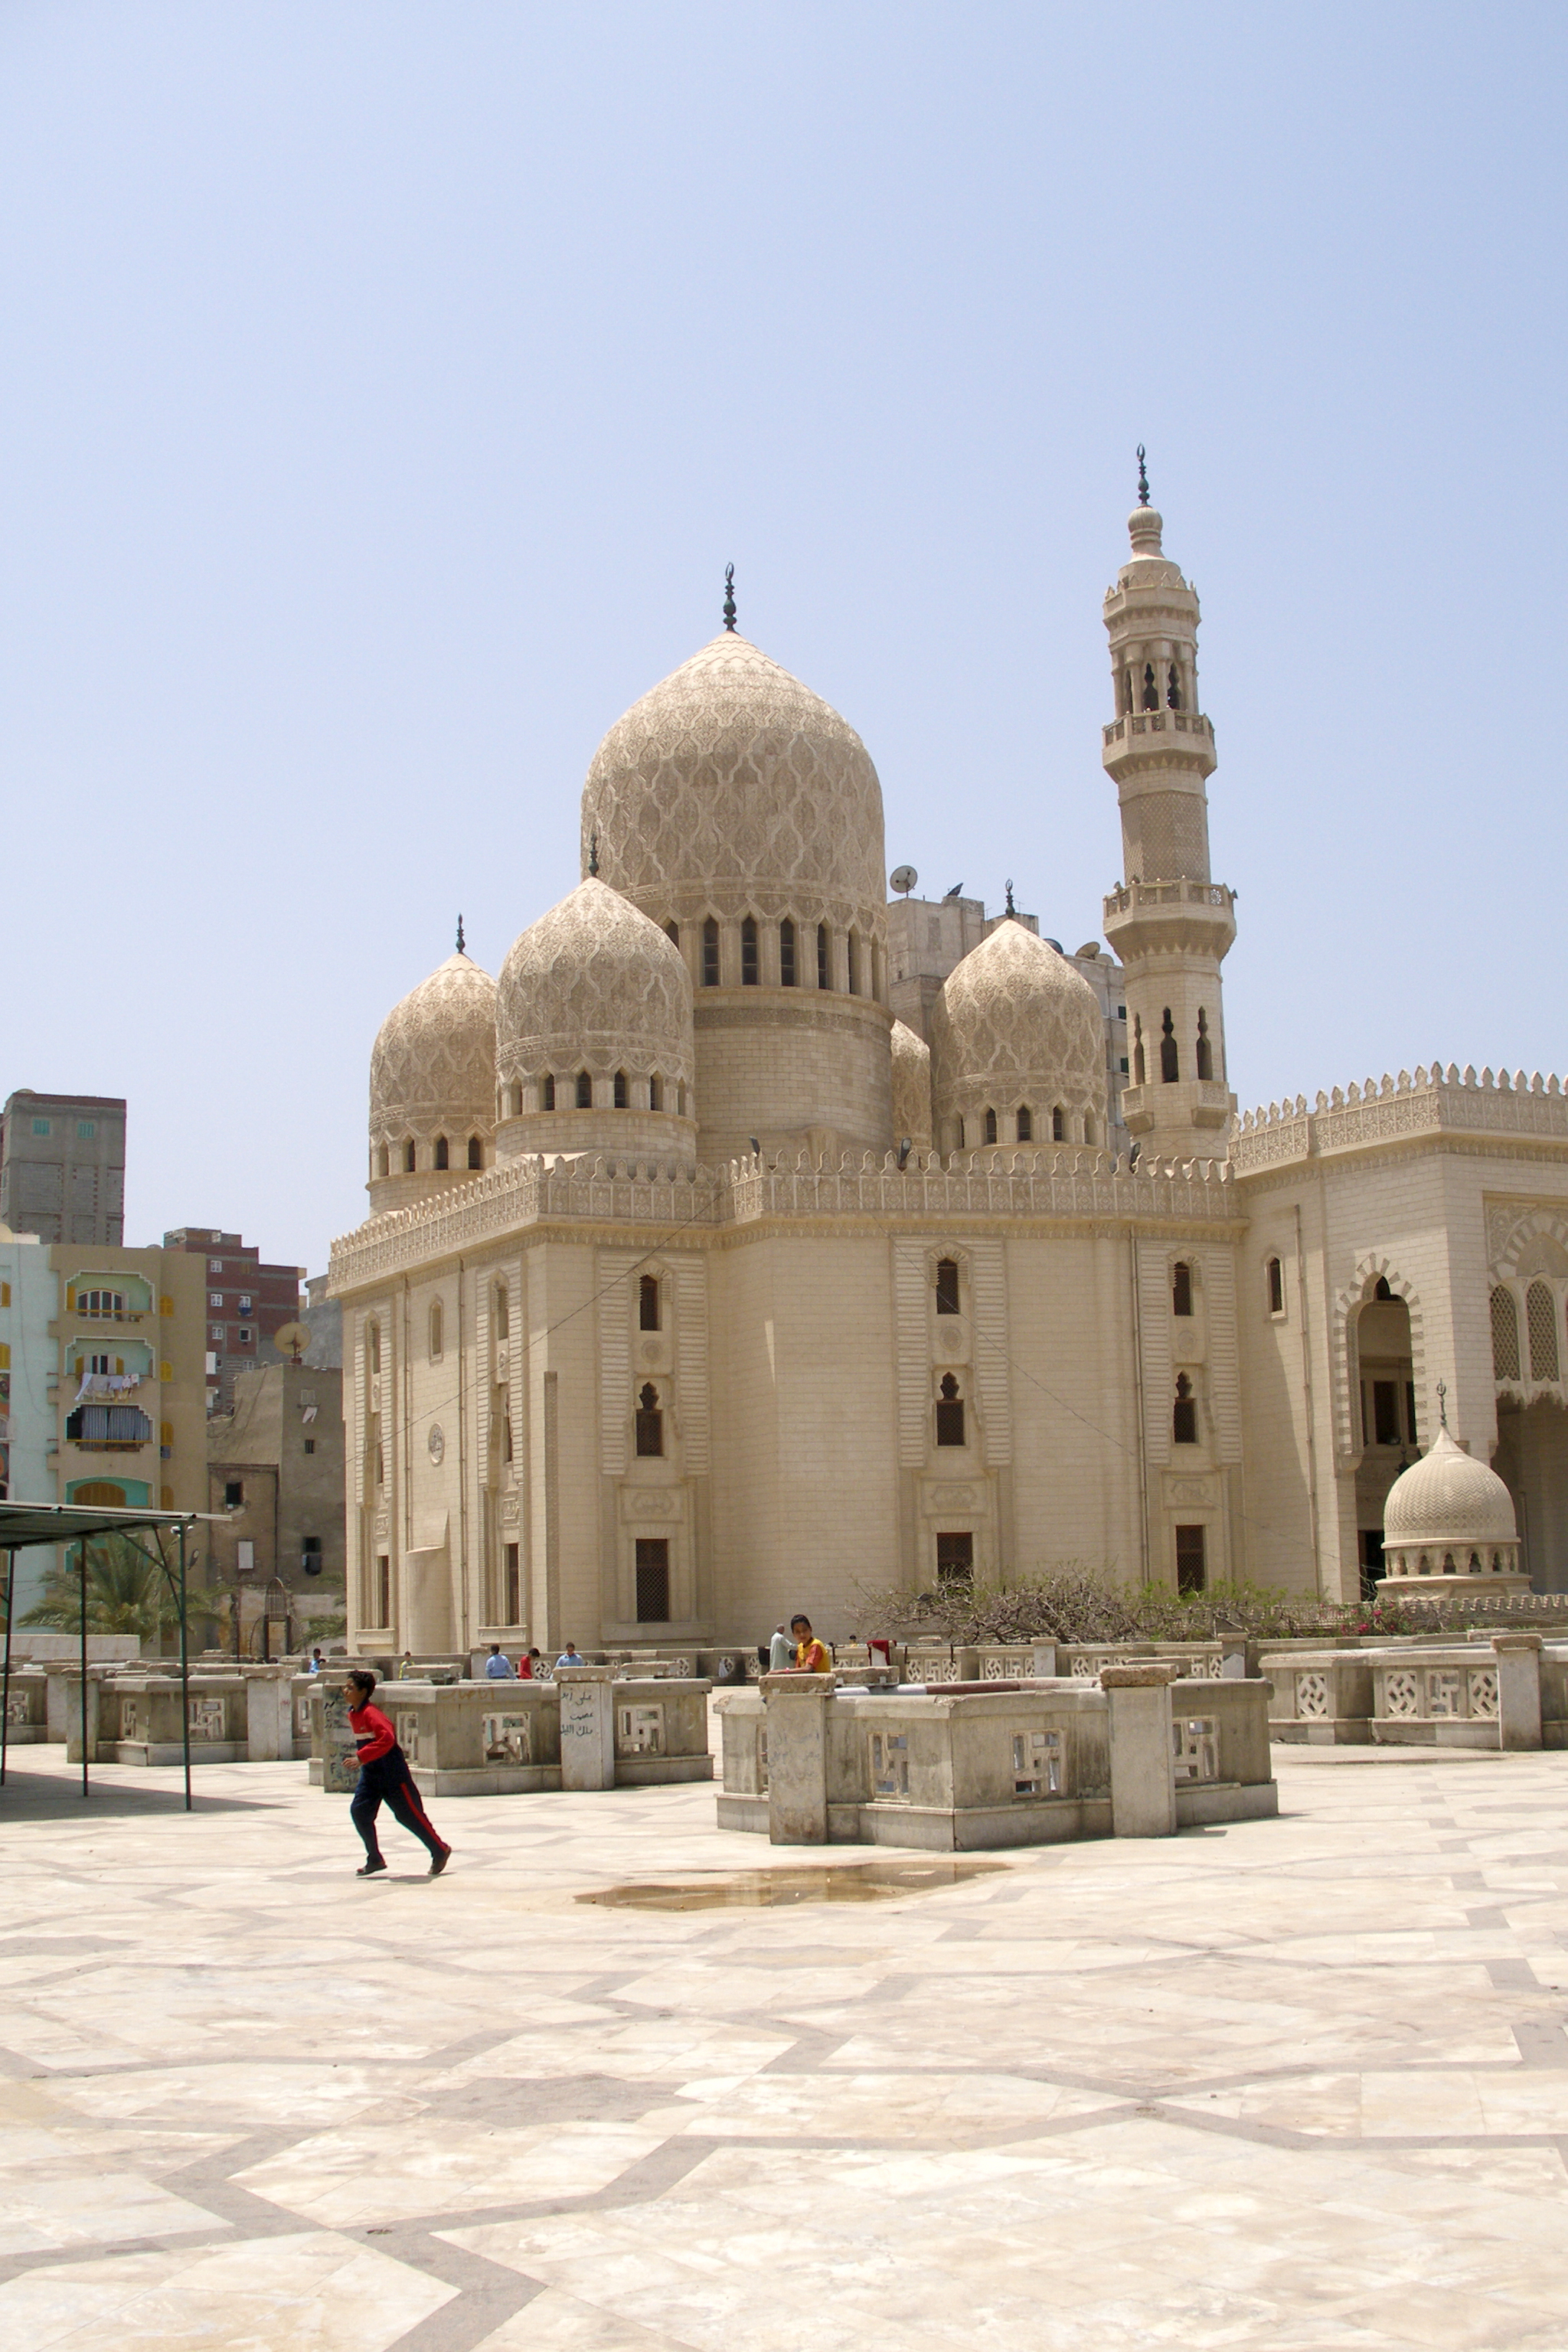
328, 1142, 1240, 1290
1233, 1064, 1568, 1174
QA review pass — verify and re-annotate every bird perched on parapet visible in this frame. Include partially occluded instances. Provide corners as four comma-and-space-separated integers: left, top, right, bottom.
943, 883, 962, 898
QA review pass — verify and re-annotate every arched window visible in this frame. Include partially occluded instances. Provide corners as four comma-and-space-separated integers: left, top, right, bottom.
956, 1116, 966, 1150
468, 1135, 482, 1169
984, 1107, 998, 1145
1527, 1280, 1559, 1381
635, 1382, 664, 1457
817, 923, 831, 990
1084, 1113, 1097, 1145
1052, 1105, 1065, 1142
1166, 662, 1182, 710
677, 1081, 687, 1116
935, 1257, 960, 1315
1160, 1009, 1179, 1083
1173, 1374, 1197, 1445
741, 916, 759, 985
429, 1300, 443, 1361
1266, 1256, 1284, 1315
648, 1073, 662, 1112
613, 1070, 629, 1109
779, 918, 796, 986
542, 1073, 556, 1111
702, 918, 720, 987
1196, 1009, 1213, 1080
493, 1285, 509, 1341
639, 1274, 661, 1331
1133, 1016, 1145, 1086
434, 1135, 449, 1170
375, 1145, 390, 1178
403, 1139, 416, 1173
576, 1070, 592, 1109
1016, 1106, 1032, 1142
1142, 661, 1158, 711
368, 1321, 381, 1375
847, 931, 860, 995
1172, 1262, 1193, 1317
936, 1373, 965, 1446
665, 919, 680, 947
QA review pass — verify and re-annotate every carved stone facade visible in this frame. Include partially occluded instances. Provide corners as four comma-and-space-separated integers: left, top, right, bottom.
331, 488, 1568, 1655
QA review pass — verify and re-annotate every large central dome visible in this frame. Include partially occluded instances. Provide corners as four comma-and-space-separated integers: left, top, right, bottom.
579, 632, 886, 919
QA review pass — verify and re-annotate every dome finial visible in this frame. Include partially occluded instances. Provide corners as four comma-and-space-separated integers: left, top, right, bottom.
456, 912, 465, 956
1437, 1377, 1449, 1428
588, 829, 599, 877
723, 563, 737, 632
1004, 877, 1016, 917
1136, 445, 1150, 507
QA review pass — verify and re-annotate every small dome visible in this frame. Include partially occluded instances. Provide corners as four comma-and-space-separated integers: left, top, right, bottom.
495, 878, 693, 1091
370, 951, 497, 1148
890, 1020, 933, 1150
929, 922, 1105, 1133
1383, 1428, 1519, 1549
580, 632, 885, 919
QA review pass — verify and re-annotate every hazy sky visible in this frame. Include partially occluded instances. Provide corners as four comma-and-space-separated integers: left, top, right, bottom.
3, 4, 1563, 1274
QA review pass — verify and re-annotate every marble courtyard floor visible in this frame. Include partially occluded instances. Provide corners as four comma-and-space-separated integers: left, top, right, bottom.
4, 1745, 1568, 2350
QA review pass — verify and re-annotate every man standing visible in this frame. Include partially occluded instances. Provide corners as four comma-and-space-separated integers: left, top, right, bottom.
344, 1669, 451, 1879
556, 1640, 584, 1668
767, 1623, 794, 1674
484, 1644, 514, 1679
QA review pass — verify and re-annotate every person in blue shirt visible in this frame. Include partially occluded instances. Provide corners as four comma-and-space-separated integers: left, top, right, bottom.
556, 1642, 584, 1668
483, 1644, 514, 1679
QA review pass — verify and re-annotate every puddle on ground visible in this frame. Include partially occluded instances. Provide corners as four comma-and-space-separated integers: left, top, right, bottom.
578, 1857, 1009, 1911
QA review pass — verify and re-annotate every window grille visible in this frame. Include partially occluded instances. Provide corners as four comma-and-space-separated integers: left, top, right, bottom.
1527, 1280, 1559, 1381
1490, 1286, 1521, 1381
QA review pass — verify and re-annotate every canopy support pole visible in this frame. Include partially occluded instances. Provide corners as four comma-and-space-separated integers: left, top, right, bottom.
78, 1537, 89, 1799
1, 1548, 14, 1786
178, 1523, 191, 1811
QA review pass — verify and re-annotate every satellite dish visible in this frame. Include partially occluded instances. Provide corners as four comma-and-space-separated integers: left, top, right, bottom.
274, 1322, 310, 1364
890, 865, 918, 896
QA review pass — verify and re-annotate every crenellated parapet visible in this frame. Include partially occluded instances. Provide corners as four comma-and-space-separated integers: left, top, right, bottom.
328, 1141, 1240, 1289
1233, 1063, 1568, 1174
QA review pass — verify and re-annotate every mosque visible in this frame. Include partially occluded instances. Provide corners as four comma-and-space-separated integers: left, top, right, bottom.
328, 479, 1568, 1658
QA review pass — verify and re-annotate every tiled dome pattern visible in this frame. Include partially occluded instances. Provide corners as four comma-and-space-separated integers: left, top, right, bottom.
579, 633, 887, 924
929, 922, 1106, 1125
1383, 1428, 1519, 1547
890, 1020, 933, 1149
370, 952, 498, 1147
496, 879, 694, 1086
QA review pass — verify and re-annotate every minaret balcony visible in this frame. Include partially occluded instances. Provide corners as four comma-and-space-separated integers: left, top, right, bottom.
1102, 879, 1236, 960
1102, 710, 1216, 779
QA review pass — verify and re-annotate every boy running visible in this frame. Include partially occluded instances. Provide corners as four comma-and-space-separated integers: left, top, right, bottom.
344, 1668, 452, 1878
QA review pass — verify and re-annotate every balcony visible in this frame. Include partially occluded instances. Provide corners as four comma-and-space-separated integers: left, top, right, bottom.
1102, 710, 1216, 777
73, 1305, 149, 1324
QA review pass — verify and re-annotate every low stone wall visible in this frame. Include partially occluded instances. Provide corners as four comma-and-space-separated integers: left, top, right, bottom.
1262, 1635, 1552, 1750
2, 1665, 49, 1743
309, 1668, 714, 1798
715, 1665, 1276, 1851
32, 1661, 304, 1766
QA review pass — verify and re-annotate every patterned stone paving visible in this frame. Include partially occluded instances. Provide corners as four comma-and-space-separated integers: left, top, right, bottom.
4, 1742, 1568, 2349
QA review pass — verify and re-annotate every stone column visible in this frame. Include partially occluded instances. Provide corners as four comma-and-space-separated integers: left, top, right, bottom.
761, 1672, 831, 1844
315, 1680, 361, 1795
1102, 1661, 1179, 1838
1031, 1642, 1060, 1678
557, 1664, 618, 1791
63, 1671, 102, 1764
1493, 1635, 1543, 1752
245, 1669, 292, 1762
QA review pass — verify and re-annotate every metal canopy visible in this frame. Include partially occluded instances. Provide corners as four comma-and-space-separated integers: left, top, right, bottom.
0, 1501, 218, 1550
0, 1499, 228, 1811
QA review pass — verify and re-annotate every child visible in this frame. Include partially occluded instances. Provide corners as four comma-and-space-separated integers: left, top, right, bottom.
344, 1668, 452, 1878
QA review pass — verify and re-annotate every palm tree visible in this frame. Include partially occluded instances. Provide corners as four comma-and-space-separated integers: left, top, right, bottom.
20, 1534, 186, 1645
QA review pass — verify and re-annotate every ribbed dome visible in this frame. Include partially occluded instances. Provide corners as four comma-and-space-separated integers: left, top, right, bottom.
579, 632, 886, 916
1383, 1428, 1519, 1548
495, 879, 693, 1089
930, 923, 1105, 1121
369, 951, 497, 1146
890, 1019, 933, 1150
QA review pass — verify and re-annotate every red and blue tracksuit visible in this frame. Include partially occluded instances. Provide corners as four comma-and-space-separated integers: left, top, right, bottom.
348, 1700, 447, 1866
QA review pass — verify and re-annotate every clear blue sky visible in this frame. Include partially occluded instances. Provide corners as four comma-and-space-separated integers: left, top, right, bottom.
3, 4, 1563, 1273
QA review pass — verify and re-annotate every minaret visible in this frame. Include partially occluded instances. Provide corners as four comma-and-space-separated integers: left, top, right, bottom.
1100, 455, 1236, 1163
